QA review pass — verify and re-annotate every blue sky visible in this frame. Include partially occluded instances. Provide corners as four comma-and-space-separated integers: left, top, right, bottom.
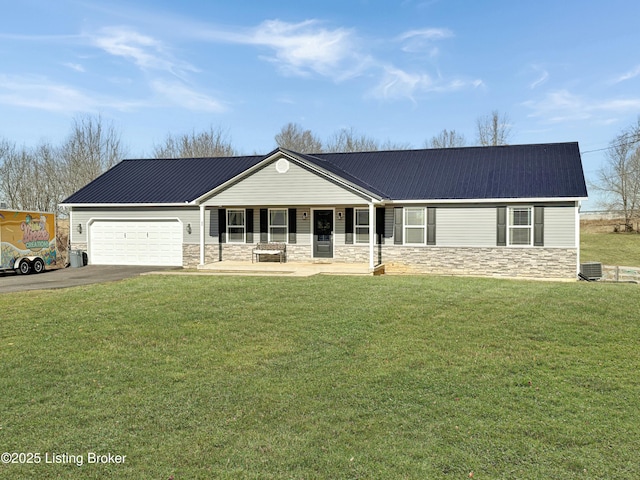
2, 0, 640, 209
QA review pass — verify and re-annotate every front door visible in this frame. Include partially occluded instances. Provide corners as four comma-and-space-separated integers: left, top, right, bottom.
313, 210, 333, 258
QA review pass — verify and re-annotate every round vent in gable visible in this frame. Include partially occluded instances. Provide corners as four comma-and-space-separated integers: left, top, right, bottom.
275, 158, 290, 173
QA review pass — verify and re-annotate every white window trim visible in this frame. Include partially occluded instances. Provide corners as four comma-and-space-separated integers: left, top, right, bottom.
355, 208, 370, 244
227, 208, 246, 244
404, 207, 426, 245
507, 206, 533, 247
268, 208, 288, 243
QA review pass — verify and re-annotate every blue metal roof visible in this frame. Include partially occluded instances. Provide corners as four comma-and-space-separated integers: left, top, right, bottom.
62, 142, 587, 204
307, 142, 587, 200
63, 155, 263, 204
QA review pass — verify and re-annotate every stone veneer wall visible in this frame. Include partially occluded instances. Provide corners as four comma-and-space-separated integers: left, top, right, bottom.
183, 243, 315, 266
334, 244, 371, 263
382, 246, 577, 279
183, 243, 577, 279
182, 243, 372, 266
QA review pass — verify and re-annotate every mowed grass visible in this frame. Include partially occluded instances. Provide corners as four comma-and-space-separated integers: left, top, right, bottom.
581, 231, 640, 266
1, 275, 639, 479
580, 219, 640, 266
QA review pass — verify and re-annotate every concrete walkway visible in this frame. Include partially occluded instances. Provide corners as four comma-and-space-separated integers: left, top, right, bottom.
188, 261, 383, 277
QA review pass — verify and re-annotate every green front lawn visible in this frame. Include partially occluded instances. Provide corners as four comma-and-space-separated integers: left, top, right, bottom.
1, 275, 639, 479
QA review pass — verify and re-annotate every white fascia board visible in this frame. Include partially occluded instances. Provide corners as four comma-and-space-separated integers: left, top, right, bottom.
389, 196, 588, 204
60, 202, 196, 208
193, 148, 382, 204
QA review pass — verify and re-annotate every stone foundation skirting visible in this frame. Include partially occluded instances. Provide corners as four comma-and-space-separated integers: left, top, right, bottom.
184, 243, 372, 266
164, 243, 578, 279
382, 246, 577, 279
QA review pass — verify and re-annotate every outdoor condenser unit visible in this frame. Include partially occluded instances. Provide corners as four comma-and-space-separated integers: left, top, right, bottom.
580, 262, 603, 281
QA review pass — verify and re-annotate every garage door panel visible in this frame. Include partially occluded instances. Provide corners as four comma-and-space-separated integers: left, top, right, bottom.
90, 220, 183, 266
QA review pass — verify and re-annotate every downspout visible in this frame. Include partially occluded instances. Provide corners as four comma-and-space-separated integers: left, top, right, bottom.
200, 204, 205, 266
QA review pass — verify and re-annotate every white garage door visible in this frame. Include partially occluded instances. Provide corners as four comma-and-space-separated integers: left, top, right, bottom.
89, 220, 183, 266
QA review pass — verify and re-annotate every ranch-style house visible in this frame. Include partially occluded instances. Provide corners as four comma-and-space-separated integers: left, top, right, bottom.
61, 142, 588, 279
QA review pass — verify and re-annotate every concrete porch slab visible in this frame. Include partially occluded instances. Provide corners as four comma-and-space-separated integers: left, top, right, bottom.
196, 261, 383, 277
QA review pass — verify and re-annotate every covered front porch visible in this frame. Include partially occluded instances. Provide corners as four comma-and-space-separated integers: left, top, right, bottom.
196, 260, 384, 277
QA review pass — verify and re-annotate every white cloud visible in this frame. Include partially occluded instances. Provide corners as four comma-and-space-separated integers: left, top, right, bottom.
370, 65, 482, 101
523, 89, 640, 123
90, 26, 197, 77
0, 74, 141, 112
614, 65, 640, 83
63, 62, 85, 73
150, 80, 227, 112
397, 28, 453, 56
530, 70, 549, 89
197, 19, 366, 79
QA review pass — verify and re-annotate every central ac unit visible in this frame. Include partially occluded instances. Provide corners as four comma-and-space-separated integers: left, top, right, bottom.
580, 262, 602, 281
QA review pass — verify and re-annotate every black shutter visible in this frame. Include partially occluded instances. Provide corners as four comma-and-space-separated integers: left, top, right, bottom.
218, 208, 226, 243
209, 209, 215, 237
394, 207, 403, 245
534, 206, 544, 246
345, 208, 354, 244
427, 207, 436, 245
260, 209, 268, 242
497, 206, 506, 246
246, 209, 254, 243
376, 207, 385, 245
288, 208, 297, 244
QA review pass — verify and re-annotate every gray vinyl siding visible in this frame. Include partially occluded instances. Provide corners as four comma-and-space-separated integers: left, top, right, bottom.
203, 159, 368, 206
543, 206, 576, 247
437, 207, 496, 247
72, 207, 199, 244
386, 203, 576, 248
297, 208, 311, 245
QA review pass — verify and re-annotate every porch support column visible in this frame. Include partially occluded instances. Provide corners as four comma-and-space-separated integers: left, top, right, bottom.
199, 204, 206, 266
369, 201, 375, 270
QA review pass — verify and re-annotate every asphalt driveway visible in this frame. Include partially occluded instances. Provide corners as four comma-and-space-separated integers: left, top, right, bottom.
0, 265, 175, 294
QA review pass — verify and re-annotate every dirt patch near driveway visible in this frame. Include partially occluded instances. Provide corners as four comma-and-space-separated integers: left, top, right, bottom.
0, 265, 178, 294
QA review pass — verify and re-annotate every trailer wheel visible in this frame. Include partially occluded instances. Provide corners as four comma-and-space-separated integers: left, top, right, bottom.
17, 260, 31, 275
32, 258, 45, 274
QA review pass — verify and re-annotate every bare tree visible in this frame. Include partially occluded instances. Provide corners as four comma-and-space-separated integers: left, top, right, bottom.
32, 142, 64, 212
60, 115, 127, 196
275, 123, 323, 153
0, 140, 64, 212
0, 140, 28, 209
592, 120, 640, 230
325, 127, 379, 153
380, 140, 412, 151
476, 110, 512, 146
427, 129, 466, 148
153, 126, 236, 158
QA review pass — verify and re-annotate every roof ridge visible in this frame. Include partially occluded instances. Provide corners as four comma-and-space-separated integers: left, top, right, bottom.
293, 151, 389, 198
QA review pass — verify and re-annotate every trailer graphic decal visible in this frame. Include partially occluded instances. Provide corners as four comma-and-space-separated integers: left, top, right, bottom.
21, 215, 51, 250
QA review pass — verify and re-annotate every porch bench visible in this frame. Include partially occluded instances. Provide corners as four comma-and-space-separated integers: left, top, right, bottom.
252, 242, 286, 263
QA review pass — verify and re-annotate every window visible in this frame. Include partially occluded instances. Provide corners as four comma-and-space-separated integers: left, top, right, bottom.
355, 208, 370, 243
269, 209, 287, 242
405, 207, 425, 244
508, 207, 532, 246
227, 209, 245, 243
